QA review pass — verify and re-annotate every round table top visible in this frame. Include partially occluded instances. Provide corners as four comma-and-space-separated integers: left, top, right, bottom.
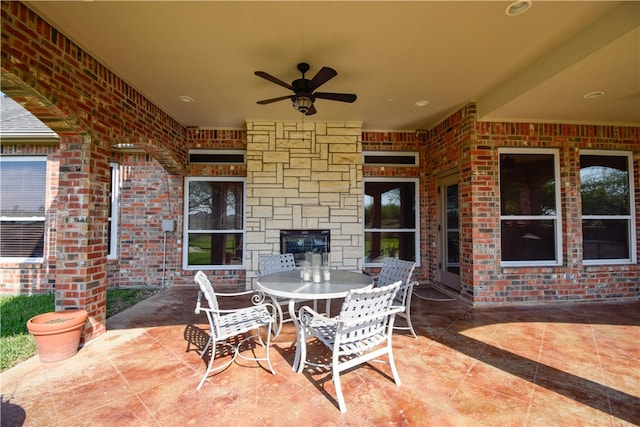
256, 269, 373, 300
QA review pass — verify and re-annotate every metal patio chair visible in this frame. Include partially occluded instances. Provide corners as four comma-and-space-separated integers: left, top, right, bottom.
373, 257, 418, 338
193, 271, 276, 390
297, 281, 404, 413
258, 253, 301, 337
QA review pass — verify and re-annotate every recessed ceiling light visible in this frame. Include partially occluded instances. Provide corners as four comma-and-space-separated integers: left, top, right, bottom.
583, 91, 605, 99
414, 100, 429, 107
179, 95, 194, 103
505, 1, 532, 16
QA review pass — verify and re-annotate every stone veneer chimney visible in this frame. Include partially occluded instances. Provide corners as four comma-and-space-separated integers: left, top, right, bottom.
245, 120, 363, 287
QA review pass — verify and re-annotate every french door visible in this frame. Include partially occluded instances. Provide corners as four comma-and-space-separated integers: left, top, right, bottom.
437, 173, 461, 290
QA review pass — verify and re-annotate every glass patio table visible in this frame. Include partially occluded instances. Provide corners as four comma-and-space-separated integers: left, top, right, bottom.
256, 269, 374, 371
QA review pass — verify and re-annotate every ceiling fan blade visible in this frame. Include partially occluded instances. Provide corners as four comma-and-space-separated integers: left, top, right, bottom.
256, 95, 292, 105
254, 71, 293, 90
305, 104, 317, 116
309, 67, 337, 90
314, 92, 357, 103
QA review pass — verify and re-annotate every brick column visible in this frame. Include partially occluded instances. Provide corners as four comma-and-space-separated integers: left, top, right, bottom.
55, 135, 110, 342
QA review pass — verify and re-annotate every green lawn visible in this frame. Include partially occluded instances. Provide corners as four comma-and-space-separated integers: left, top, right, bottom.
0, 287, 158, 371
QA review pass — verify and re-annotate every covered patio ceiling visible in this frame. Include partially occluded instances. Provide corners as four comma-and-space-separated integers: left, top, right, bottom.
24, 1, 640, 132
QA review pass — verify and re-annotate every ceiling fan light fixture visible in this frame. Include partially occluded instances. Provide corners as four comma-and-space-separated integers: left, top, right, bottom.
293, 96, 313, 113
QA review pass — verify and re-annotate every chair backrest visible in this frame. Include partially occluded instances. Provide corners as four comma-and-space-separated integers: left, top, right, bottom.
258, 253, 297, 277
195, 270, 219, 313
376, 258, 416, 307
376, 257, 416, 287
337, 281, 402, 346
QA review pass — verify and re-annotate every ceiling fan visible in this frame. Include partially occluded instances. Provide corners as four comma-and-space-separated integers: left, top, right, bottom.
254, 63, 357, 115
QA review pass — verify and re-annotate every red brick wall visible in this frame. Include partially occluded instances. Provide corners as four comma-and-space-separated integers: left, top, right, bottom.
1, 1, 188, 340
423, 104, 477, 302
470, 122, 640, 304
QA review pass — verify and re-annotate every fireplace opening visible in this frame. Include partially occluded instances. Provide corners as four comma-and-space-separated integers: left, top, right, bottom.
280, 229, 330, 265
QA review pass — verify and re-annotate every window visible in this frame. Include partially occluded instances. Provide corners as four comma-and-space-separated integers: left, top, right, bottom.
107, 162, 119, 259
363, 151, 419, 166
0, 157, 47, 262
499, 149, 561, 266
580, 151, 636, 264
189, 149, 246, 164
183, 178, 245, 269
364, 178, 419, 265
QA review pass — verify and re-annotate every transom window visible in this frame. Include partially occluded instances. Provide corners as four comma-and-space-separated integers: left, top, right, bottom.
0, 156, 47, 262
580, 151, 636, 264
183, 177, 245, 269
499, 149, 562, 266
364, 178, 419, 266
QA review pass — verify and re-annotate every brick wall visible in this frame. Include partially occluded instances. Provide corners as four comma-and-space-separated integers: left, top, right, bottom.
469, 122, 640, 304
1, 1, 188, 340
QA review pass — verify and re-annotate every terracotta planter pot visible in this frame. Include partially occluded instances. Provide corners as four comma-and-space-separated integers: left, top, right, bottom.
26, 309, 88, 363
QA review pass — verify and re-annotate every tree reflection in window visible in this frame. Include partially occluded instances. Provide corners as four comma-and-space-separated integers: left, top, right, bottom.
364, 180, 416, 263
580, 154, 633, 261
186, 180, 244, 266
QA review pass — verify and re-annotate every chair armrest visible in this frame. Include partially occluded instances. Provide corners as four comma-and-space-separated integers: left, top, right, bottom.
298, 305, 338, 327
197, 299, 276, 322
215, 289, 261, 298
338, 305, 405, 328
400, 280, 418, 291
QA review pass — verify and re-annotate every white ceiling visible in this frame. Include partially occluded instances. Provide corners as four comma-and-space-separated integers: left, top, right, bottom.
24, 1, 640, 132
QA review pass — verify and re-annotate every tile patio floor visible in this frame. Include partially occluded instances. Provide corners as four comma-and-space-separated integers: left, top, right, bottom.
1, 285, 639, 426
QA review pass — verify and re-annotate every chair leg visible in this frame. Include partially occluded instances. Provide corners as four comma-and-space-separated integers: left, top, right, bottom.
387, 348, 402, 386
262, 323, 276, 375
333, 358, 347, 413
404, 308, 417, 339
197, 338, 218, 390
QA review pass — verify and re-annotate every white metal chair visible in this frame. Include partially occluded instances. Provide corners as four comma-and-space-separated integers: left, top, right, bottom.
193, 271, 276, 390
297, 281, 404, 413
373, 257, 418, 338
258, 253, 299, 337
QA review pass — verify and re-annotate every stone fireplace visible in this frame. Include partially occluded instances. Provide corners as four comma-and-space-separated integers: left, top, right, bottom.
245, 120, 363, 287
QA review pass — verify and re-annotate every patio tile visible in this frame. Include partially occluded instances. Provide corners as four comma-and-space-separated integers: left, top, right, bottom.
1, 287, 638, 426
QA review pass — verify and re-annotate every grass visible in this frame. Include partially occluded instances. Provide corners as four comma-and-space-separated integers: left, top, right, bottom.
0, 287, 159, 372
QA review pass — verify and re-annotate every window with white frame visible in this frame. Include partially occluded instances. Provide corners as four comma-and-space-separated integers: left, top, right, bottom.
580, 151, 636, 264
0, 156, 47, 262
107, 162, 119, 259
364, 178, 419, 265
183, 177, 245, 269
499, 149, 562, 266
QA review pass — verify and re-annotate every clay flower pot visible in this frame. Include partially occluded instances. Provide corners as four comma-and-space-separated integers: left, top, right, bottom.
26, 309, 88, 363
